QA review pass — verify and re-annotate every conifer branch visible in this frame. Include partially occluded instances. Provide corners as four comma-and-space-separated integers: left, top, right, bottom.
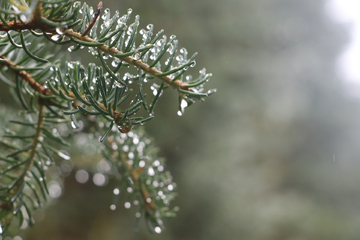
0, 0, 214, 235
65, 29, 188, 90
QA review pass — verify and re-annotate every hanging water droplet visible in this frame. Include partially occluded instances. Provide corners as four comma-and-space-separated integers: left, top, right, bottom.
154, 226, 162, 234
56, 26, 67, 35
177, 110, 183, 116
102, 8, 110, 20
190, 60, 196, 67
127, 8, 133, 14
110, 204, 116, 210
181, 99, 188, 109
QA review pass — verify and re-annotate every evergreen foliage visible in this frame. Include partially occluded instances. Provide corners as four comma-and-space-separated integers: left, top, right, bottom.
0, 0, 214, 236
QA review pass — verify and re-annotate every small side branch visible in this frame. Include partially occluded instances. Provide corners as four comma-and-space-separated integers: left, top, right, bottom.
81, 1, 103, 37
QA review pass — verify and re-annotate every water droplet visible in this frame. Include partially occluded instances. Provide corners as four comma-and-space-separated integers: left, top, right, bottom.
113, 188, 120, 195
102, 8, 110, 20
127, 8, 133, 14
20, 14, 28, 23
110, 204, 116, 210
158, 166, 164, 172
135, 212, 141, 218
49, 181, 62, 198
93, 173, 107, 186
139, 160, 145, 168
58, 150, 70, 160
177, 110, 183, 116
148, 167, 155, 176
127, 187, 133, 193
154, 226, 162, 234
75, 169, 89, 183
190, 60, 196, 67
180, 99, 188, 109
133, 200, 139, 205
124, 202, 131, 209
56, 27, 67, 35
153, 181, 159, 187
167, 184, 174, 191
122, 145, 129, 152
146, 198, 151, 203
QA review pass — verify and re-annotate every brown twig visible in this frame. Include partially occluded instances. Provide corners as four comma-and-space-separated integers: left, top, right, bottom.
81, 1, 103, 37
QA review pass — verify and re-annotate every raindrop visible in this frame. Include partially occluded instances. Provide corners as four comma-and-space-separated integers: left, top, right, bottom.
75, 169, 89, 183
102, 8, 110, 20
127, 187, 133, 193
177, 110, 183, 116
154, 226, 162, 234
48, 181, 62, 198
158, 166, 164, 172
152, 181, 159, 187
110, 204, 116, 210
146, 24, 153, 30
51, 34, 61, 41
146, 198, 151, 203
20, 14, 28, 23
133, 200, 139, 205
93, 173, 107, 186
124, 202, 131, 209
167, 184, 174, 191
104, 19, 111, 28
55, 27, 67, 35
58, 150, 71, 160
122, 145, 129, 152
128, 152, 134, 159
135, 212, 141, 218
127, 8, 133, 14
181, 99, 188, 109
139, 160, 145, 168
148, 167, 155, 176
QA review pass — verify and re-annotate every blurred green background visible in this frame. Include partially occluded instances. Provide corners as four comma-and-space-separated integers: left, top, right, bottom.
3, 0, 360, 239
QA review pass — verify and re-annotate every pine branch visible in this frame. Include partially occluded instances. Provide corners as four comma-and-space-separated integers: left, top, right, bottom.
0, 0, 214, 236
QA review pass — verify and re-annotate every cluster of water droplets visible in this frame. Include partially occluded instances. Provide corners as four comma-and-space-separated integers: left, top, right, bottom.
101, 128, 177, 225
